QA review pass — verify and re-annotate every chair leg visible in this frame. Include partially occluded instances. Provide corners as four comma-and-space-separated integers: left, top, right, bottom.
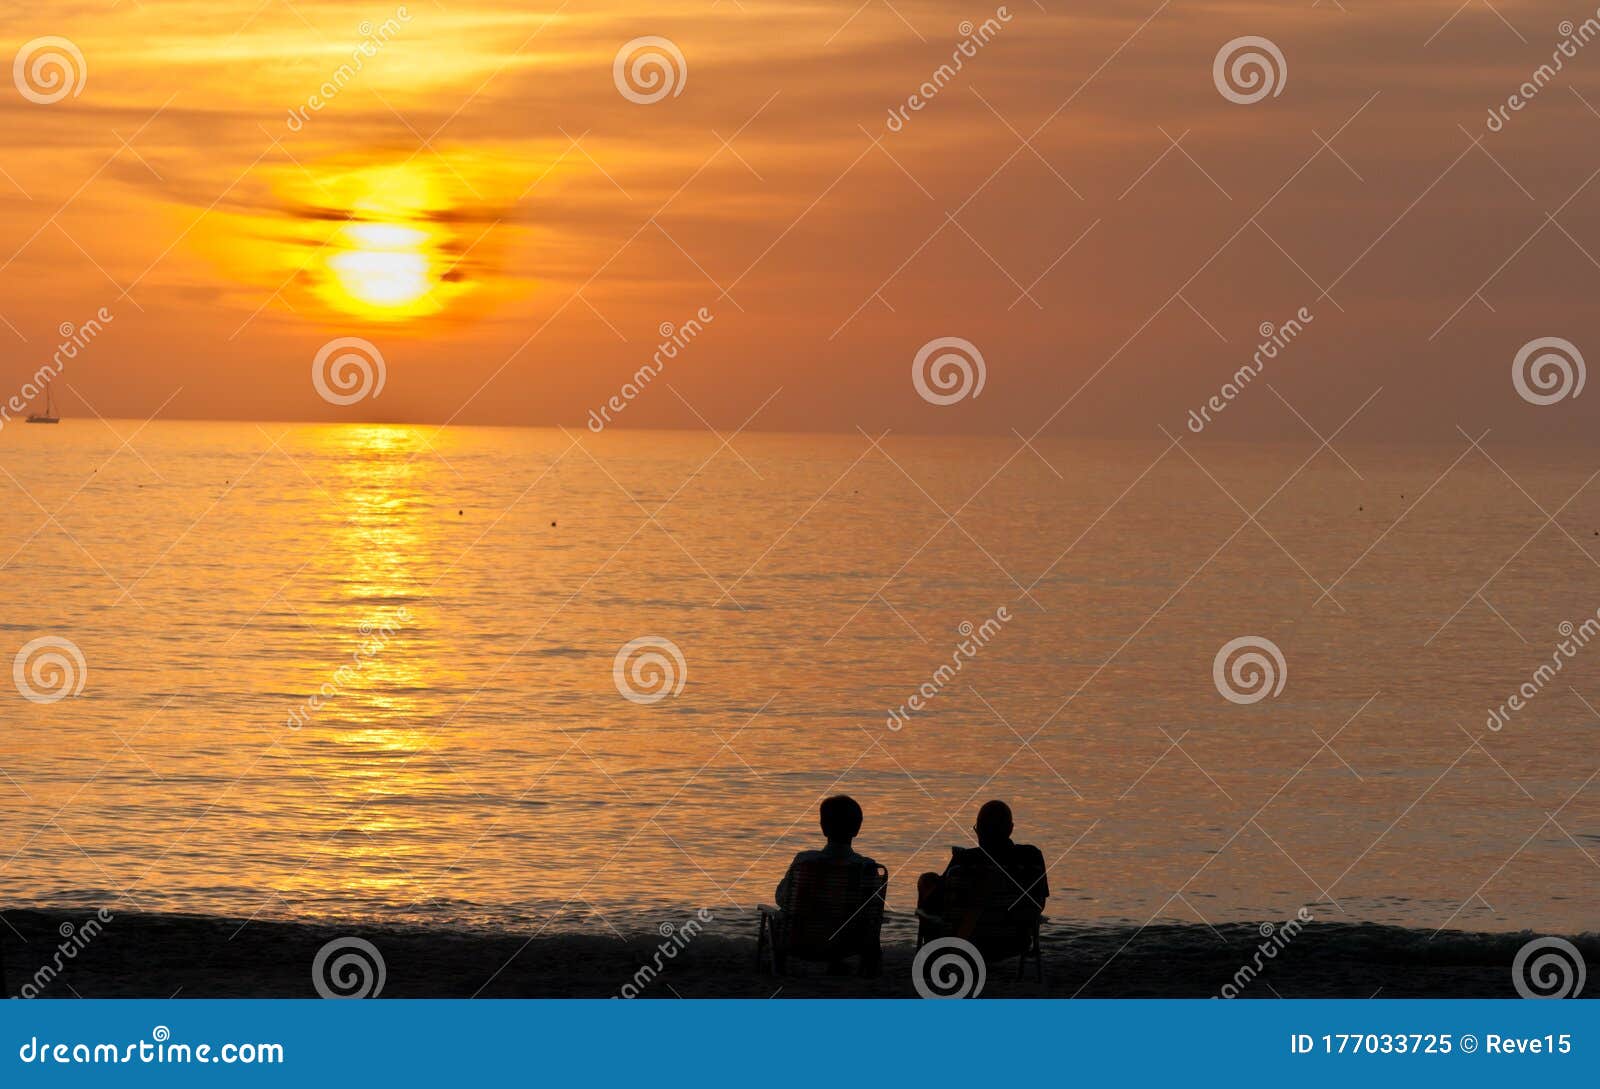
772, 917, 787, 975
756, 916, 770, 974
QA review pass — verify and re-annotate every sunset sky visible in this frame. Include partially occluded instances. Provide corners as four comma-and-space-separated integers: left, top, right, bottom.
2, 1, 1599, 440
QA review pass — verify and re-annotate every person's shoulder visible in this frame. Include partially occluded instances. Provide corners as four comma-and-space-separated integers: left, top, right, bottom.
1014, 843, 1046, 866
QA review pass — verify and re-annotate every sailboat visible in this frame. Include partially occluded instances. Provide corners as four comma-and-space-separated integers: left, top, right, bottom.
26, 378, 59, 424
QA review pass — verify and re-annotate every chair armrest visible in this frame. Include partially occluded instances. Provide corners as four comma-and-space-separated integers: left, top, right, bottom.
759, 905, 782, 918
914, 908, 944, 923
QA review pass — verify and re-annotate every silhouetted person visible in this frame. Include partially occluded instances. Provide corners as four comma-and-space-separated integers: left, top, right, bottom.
773, 794, 883, 975
918, 800, 1048, 958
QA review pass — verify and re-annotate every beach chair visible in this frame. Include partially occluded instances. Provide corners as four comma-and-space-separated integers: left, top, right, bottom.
757, 858, 888, 976
915, 848, 1046, 982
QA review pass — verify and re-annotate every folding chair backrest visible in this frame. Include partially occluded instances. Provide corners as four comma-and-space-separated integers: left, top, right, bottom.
945, 849, 1040, 952
779, 858, 888, 956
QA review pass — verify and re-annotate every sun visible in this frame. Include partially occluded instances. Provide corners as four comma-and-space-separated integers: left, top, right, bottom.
324, 223, 439, 318
308, 167, 452, 321
206, 151, 533, 324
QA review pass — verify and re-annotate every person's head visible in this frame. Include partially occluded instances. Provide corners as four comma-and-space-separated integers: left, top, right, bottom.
974, 800, 1014, 847
819, 794, 864, 845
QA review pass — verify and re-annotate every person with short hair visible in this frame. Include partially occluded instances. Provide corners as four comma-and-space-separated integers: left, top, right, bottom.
775, 794, 873, 903
773, 794, 882, 975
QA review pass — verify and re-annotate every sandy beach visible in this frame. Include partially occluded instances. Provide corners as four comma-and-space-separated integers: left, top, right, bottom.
2, 909, 1591, 999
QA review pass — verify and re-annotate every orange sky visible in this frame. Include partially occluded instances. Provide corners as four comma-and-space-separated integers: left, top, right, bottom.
1, 1, 1598, 440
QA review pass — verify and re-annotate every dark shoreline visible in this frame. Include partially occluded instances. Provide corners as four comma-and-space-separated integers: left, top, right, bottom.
1, 909, 1592, 998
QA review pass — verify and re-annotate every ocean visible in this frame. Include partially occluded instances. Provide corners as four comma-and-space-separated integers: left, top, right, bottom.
2, 421, 1596, 940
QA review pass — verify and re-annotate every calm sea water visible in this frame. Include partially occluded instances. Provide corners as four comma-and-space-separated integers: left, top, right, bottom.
1, 421, 1596, 936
